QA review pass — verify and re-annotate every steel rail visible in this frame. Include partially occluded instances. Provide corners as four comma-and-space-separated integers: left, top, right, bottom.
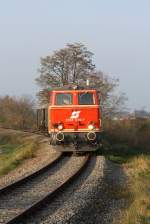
6, 155, 90, 224
0, 153, 63, 196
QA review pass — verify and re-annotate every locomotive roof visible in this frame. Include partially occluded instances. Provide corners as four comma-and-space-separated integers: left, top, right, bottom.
48, 85, 97, 91
51, 89, 97, 92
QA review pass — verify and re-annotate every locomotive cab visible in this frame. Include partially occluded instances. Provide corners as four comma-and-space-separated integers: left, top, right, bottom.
48, 87, 102, 151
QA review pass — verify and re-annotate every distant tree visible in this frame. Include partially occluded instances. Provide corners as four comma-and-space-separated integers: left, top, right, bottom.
134, 109, 150, 119
36, 42, 127, 116
0, 96, 36, 129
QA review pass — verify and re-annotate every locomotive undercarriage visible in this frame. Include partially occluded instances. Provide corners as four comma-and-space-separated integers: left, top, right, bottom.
49, 132, 101, 151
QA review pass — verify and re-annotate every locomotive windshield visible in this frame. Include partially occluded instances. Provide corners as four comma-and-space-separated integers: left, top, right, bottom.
78, 92, 94, 105
55, 93, 73, 105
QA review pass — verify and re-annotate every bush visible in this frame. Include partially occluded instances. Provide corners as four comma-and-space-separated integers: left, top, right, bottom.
0, 95, 36, 130
100, 118, 150, 163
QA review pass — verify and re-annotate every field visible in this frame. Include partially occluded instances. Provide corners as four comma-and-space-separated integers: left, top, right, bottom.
0, 133, 38, 176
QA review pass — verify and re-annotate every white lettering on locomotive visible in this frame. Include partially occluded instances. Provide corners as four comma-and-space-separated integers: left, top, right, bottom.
70, 111, 81, 119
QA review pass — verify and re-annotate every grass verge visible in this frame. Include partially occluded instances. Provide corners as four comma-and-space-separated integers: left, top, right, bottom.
100, 119, 150, 223
96, 141, 150, 224
122, 155, 150, 224
106, 152, 150, 224
0, 134, 38, 176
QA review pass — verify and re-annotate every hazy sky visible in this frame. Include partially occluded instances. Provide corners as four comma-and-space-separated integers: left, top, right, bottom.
0, 0, 150, 110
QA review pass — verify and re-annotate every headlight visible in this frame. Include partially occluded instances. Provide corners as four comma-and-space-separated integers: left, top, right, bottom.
88, 124, 94, 130
58, 124, 63, 130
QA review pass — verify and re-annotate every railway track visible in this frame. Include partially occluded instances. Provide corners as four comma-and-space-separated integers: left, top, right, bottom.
0, 154, 90, 224
0, 153, 64, 195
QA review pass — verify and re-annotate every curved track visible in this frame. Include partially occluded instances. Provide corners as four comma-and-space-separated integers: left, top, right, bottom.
0, 153, 63, 195
0, 153, 65, 223
0, 154, 90, 224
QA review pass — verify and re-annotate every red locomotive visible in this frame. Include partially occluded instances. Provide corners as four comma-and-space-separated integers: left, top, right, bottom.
47, 85, 102, 151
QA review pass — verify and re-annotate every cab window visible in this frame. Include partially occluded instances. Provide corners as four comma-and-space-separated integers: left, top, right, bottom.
78, 92, 94, 105
55, 93, 73, 105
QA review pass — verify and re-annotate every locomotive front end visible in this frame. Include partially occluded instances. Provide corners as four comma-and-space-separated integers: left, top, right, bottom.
48, 88, 102, 151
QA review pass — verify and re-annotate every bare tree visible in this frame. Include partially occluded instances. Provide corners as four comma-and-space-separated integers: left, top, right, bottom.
36, 43, 95, 87
36, 43, 95, 103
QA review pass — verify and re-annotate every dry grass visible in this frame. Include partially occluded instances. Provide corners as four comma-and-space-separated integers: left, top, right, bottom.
102, 119, 150, 224
0, 134, 38, 176
122, 155, 150, 224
